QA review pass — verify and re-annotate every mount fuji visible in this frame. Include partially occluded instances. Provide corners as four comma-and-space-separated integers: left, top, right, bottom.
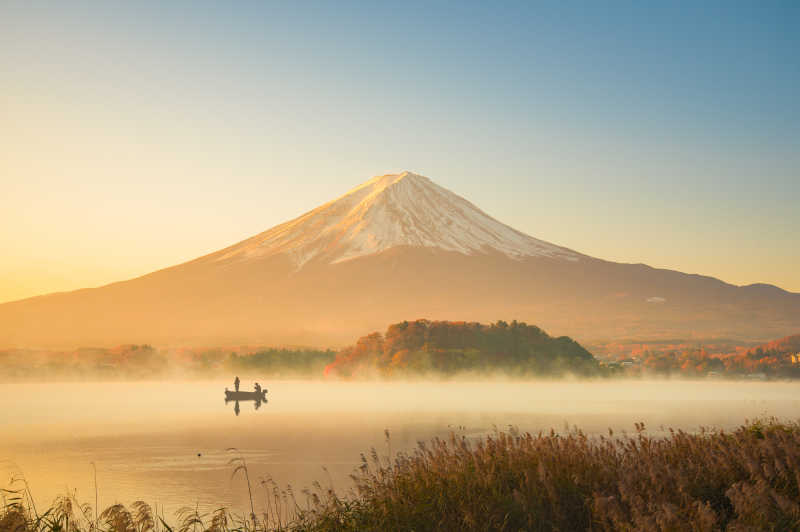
208, 171, 580, 267
1, 171, 798, 347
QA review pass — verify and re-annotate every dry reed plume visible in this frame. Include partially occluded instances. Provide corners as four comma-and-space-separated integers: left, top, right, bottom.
3, 419, 799, 531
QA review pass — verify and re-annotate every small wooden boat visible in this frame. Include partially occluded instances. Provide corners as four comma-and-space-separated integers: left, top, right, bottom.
225, 389, 268, 401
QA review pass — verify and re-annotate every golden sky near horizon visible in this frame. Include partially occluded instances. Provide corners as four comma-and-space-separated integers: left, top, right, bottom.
2, 2, 799, 303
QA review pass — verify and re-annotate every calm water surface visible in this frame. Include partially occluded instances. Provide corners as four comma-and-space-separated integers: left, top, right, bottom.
1, 380, 799, 517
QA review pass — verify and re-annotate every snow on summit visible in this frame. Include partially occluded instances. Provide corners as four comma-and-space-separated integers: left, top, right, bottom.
215, 171, 580, 267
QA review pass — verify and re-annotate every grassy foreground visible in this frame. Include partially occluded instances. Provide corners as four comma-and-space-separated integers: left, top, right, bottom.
3, 420, 800, 531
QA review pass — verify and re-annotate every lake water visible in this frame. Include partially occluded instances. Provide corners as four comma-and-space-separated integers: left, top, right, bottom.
2, 379, 799, 520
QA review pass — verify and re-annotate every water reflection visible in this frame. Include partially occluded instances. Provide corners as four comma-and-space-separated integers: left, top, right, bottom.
224, 380, 268, 416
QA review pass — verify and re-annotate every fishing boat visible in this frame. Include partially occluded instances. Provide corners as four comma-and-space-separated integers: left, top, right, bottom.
224, 389, 268, 401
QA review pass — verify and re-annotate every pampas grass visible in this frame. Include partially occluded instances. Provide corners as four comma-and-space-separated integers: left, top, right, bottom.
3, 419, 800, 531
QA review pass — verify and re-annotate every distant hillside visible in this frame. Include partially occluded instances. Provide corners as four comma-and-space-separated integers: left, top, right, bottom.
730, 333, 800, 375
324, 320, 601, 378
750, 334, 800, 357
711, 333, 800, 378
2, 171, 799, 348
589, 332, 800, 379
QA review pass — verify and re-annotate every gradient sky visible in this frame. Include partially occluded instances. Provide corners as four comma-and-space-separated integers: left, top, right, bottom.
2, 1, 799, 303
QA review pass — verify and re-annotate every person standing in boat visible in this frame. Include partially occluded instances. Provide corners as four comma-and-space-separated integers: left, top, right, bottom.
234, 376, 240, 392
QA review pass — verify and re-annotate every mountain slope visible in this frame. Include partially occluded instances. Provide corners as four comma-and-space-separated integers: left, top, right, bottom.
1, 172, 799, 347
207, 171, 580, 267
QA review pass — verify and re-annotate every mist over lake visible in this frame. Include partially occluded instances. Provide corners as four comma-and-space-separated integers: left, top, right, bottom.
3, 379, 798, 518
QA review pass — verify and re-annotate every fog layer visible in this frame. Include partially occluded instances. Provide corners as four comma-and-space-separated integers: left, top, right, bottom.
2, 380, 798, 517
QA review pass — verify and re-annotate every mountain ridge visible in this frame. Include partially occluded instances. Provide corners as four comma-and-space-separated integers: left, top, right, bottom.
1, 171, 799, 347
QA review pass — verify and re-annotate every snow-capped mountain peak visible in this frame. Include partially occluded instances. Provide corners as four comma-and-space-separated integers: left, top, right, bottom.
214, 171, 580, 266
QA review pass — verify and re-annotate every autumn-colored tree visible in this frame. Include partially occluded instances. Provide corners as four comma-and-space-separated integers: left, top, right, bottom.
324, 320, 601, 378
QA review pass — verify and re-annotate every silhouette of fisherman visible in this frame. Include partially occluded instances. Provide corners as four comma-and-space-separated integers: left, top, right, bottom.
254, 382, 261, 396
234, 376, 240, 392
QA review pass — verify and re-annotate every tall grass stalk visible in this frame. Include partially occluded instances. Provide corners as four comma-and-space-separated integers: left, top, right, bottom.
90, 462, 98, 530
226, 449, 256, 530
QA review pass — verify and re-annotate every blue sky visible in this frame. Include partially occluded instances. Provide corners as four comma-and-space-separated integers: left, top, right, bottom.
1, 1, 798, 301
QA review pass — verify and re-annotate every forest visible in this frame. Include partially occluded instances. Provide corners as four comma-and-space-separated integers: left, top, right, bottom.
593, 334, 800, 379
2, 328, 798, 381
323, 320, 602, 378
0, 345, 336, 381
